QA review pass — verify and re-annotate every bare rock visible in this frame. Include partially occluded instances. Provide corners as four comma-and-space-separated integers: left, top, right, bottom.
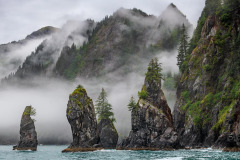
97, 119, 118, 148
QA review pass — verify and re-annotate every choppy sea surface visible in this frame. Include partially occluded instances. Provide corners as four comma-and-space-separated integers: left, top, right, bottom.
0, 145, 240, 160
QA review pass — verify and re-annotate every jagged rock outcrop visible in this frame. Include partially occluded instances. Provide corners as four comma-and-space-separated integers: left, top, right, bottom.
173, 0, 240, 150
13, 106, 38, 151
118, 59, 179, 150
62, 85, 100, 152
63, 85, 120, 152
97, 119, 118, 149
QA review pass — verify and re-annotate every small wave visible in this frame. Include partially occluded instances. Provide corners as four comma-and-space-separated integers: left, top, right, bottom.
155, 157, 183, 160
187, 148, 222, 152
95, 149, 116, 152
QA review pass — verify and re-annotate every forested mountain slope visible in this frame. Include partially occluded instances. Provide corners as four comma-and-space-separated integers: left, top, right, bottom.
2, 4, 192, 85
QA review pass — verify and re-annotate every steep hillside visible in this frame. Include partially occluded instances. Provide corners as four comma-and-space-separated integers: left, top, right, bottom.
2, 20, 95, 84
0, 26, 57, 79
0, 26, 58, 54
2, 4, 192, 84
55, 6, 192, 79
174, 0, 240, 148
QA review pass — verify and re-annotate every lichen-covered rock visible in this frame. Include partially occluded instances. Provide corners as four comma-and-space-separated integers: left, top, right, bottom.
117, 98, 179, 150
62, 85, 100, 152
117, 59, 179, 150
13, 106, 38, 151
97, 119, 118, 148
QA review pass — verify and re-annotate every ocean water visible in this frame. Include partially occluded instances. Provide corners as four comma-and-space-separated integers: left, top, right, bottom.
0, 145, 240, 160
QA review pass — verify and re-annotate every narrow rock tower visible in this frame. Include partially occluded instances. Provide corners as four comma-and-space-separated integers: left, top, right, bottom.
62, 85, 100, 152
117, 58, 179, 150
13, 106, 38, 151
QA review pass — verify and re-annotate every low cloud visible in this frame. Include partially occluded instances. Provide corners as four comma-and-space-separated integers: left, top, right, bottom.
0, 37, 49, 79
0, 0, 194, 144
0, 48, 178, 144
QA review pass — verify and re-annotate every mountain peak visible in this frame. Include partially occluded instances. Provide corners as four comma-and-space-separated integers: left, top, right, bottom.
114, 7, 151, 18
158, 3, 192, 30
161, 3, 186, 19
169, 3, 177, 8
26, 26, 58, 40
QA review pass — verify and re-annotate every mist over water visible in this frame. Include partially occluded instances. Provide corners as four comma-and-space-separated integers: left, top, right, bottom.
0, 5, 188, 144
0, 49, 178, 144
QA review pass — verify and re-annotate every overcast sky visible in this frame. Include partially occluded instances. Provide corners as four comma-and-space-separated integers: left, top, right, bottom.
0, 0, 205, 44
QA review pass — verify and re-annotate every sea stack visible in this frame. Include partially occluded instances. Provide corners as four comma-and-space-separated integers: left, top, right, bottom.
13, 106, 38, 151
97, 119, 118, 149
117, 59, 179, 150
62, 85, 100, 152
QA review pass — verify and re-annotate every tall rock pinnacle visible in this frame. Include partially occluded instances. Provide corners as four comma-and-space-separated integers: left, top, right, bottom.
62, 85, 100, 152
13, 106, 38, 151
117, 58, 179, 150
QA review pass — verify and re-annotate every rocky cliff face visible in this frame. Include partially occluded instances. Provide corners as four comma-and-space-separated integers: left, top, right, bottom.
97, 119, 118, 149
13, 106, 38, 151
173, 0, 240, 149
62, 85, 100, 152
118, 60, 179, 150
117, 99, 179, 150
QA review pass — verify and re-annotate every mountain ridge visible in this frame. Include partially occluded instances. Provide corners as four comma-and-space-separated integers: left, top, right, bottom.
1, 5, 192, 85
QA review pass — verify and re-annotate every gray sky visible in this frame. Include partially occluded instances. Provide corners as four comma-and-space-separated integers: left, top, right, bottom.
0, 0, 205, 44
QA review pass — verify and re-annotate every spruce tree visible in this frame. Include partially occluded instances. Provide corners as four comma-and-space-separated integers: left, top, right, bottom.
140, 58, 163, 102
128, 96, 137, 111
145, 58, 163, 87
177, 24, 189, 72
95, 88, 116, 122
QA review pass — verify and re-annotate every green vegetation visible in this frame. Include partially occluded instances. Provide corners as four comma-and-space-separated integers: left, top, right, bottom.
55, 43, 84, 80
95, 88, 116, 123
163, 72, 176, 90
187, 11, 206, 55
64, 53, 83, 80
138, 58, 163, 100
182, 91, 190, 102
212, 100, 236, 132
71, 85, 86, 97
23, 106, 36, 117
145, 58, 163, 88
138, 90, 148, 100
70, 85, 87, 110
181, 91, 224, 127
177, 24, 189, 72
176, 0, 240, 139
127, 96, 137, 111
